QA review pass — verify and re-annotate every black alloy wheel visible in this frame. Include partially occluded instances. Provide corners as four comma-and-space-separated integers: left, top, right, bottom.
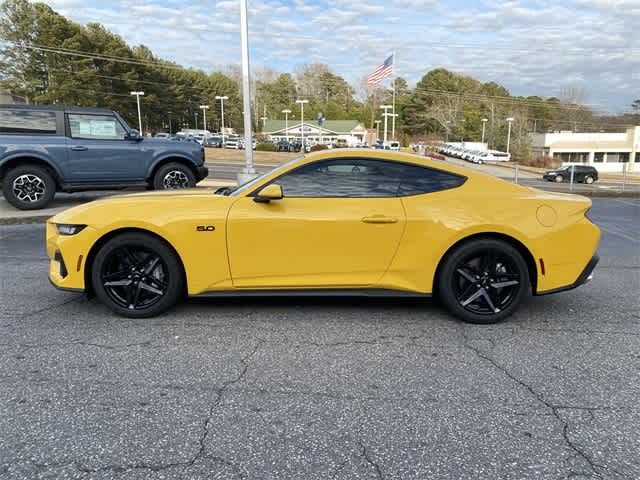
438, 239, 530, 324
92, 233, 184, 317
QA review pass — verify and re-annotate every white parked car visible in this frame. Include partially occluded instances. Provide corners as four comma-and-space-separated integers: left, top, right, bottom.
387, 141, 400, 151
224, 137, 241, 149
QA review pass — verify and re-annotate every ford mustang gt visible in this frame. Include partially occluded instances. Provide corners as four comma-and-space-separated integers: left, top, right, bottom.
46, 150, 600, 324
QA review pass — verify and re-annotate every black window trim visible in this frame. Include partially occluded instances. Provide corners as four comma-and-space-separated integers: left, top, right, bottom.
64, 112, 128, 141
249, 156, 468, 199
0, 108, 62, 136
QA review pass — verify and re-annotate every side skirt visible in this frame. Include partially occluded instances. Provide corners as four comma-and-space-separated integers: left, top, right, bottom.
190, 288, 432, 299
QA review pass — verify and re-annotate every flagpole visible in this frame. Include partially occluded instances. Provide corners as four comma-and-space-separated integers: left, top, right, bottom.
391, 51, 396, 140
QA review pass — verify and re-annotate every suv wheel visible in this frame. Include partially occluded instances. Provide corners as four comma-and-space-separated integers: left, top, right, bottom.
584, 175, 594, 184
437, 239, 530, 324
2, 165, 56, 210
554, 175, 564, 183
152, 163, 196, 190
91, 233, 184, 318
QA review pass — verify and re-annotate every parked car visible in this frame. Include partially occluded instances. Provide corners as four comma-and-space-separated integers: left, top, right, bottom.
387, 141, 400, 151
0, 104, 208, 210
205, 135, 223, 148
276, 140, 292, 152
224, 137, 241, 149
46, 149, 600, 324
543, 165, 598, 184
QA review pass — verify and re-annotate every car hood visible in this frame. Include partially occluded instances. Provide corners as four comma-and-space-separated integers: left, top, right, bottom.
49, 188, 231, 226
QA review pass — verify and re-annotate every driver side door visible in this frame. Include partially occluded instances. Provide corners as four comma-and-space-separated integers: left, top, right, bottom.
64, 113, 144, 183
226, 158, 407, 288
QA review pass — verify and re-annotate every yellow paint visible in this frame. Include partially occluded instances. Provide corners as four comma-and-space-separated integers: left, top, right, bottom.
47, 149, 600, 296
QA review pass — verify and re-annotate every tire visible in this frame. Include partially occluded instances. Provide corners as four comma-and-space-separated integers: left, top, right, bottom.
437, 239, 530, 324
554, 175, 564, 183
152, 162, 196, 190
584, 175, 594, 184
2, 165, 56, 210
91, 233, 184, 318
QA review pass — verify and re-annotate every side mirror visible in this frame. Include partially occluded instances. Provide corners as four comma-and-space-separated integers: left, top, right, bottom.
125, 129, 142, 141
254, 184, 283, 203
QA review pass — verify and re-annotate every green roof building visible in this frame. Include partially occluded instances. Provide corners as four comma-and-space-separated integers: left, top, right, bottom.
262, 119, 369, 146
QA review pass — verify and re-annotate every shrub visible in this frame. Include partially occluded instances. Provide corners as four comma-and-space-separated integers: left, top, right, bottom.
255, 143, 276, 152
522, 155, 562, 169
309, 144, 328, 152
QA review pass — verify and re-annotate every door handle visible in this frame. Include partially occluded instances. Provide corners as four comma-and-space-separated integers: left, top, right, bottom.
71, 146, 88, 151
361, 215, 398, 224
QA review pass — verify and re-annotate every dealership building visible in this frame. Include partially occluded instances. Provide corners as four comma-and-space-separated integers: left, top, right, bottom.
262, 120, 371, 146
529, 126, 639, 172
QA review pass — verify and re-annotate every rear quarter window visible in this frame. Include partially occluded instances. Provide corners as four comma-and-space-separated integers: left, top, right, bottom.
0, 109, 57, 135
398, 164, 466, 196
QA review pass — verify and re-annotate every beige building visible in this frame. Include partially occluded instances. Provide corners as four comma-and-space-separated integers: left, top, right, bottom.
262, 120, 368, 146
530, 126, 639, 172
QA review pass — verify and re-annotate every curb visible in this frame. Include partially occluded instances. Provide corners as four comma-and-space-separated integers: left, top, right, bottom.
0, 215, 53, 226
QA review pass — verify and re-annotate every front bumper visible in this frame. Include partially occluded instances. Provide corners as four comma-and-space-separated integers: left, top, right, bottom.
196, 166, 209, 181
47, 221, 99, 292
536, 254, 599, 295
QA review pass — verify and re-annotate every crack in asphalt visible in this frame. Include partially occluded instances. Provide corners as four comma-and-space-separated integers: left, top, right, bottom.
3, 341, 264, 478
359, 440, 385, 480
461, 329, 612, 479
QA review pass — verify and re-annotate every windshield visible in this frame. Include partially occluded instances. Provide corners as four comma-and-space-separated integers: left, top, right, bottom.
226, 155, 305, 196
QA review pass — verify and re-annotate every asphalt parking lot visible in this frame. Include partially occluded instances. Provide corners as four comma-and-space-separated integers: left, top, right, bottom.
0, 199, 639, 479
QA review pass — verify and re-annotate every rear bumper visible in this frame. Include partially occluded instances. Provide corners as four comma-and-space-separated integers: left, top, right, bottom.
536, 254, 599, 296
196, 166, 209, 181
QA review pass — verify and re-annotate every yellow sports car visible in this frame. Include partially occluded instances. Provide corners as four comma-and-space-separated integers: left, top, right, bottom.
46, 150, 600, 324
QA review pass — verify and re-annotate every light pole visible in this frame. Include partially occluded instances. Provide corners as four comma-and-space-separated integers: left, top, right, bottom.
506, 117, 514, 154
282, 109, 291, 143
194, 112, 198, 130
130, 91, 144, 134
380, 105, 392, 144
199, 105, 209, 132
481, 118, 488, 144
374, 120, 381, 142
260, 116, 268, 130
215, 96, 228, 146
390, 113, 398, 141
168, 111, 173, 135
296, 99, 308, 149
238, 0, 256, 182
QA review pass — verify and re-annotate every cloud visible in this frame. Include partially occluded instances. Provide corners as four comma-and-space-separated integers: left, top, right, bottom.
39, 0, 636, 112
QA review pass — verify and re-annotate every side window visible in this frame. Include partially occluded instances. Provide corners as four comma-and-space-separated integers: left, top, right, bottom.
274, 158, 404, 197
397, 164, 466, 196
67, 114, 126, 140
0, 109, 57, 135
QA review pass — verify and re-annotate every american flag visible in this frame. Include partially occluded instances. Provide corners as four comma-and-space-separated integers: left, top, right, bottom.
367, 54, 394, 87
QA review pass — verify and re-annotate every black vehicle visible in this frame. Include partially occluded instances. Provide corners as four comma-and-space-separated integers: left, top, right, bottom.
276, 140, 292, 152
0, 104, 208, 210
543, 165, 599, 184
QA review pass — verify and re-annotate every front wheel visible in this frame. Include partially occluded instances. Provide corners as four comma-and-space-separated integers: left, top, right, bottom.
554, 175, 564, 183
2, 165, 56, 210
152, 163, 196, 190
91, 233, 184, 318
437, 239, 530, 324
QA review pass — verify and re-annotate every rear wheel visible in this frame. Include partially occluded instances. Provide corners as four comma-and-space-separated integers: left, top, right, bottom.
2, 165, 56, 210
152, 162, 196, 190
438, 239, 530, 324
91, 233, 184, 318
554, 175, 564, 183
584, 175, 594, 184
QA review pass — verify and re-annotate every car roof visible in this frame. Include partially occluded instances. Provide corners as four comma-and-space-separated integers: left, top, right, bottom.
0, 104, 114, 114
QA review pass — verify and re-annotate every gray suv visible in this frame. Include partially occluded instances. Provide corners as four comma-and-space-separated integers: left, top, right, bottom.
0, 104, 209, 209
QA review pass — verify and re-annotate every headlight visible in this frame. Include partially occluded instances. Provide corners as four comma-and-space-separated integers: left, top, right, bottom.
55, 224, 87, 235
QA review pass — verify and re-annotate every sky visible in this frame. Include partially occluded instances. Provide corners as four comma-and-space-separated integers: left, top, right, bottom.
42, 0, 639, 113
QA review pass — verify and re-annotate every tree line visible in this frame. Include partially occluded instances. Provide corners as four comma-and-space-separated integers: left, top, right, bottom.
1, 0, 637, 160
